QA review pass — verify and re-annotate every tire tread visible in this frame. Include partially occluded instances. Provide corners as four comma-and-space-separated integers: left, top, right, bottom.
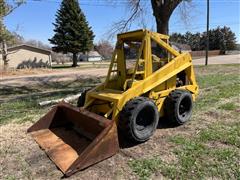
119, 97, 156, 142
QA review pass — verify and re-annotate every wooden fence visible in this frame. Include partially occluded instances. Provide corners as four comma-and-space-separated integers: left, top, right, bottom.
190, 50, 221, 57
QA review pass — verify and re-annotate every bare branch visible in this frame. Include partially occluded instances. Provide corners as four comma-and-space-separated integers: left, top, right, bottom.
1, 0, 25, 18
107, 0, 145, 39
178, 0, 194, 26
106, 0, 192, 38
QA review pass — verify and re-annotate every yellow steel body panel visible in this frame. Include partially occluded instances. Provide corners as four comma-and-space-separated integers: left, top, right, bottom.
84, 29, 199, 123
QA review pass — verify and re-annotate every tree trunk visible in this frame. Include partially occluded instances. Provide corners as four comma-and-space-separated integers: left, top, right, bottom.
156, 19, 169, 35
72, 53, 78, 67
2, 40, 9, 70
151, 0, 182, 35
3, 40, 7, 64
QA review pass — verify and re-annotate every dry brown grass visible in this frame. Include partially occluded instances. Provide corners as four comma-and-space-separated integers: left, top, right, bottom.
0, 64, 239, 179
1, 68, 55, 77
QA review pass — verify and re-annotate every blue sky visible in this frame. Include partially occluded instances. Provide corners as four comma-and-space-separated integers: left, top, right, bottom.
4, 0, 240, 45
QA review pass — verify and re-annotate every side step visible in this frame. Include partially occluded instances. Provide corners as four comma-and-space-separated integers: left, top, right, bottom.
28, 102, 119, 176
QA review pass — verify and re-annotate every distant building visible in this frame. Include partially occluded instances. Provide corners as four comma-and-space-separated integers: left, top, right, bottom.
0, 44, 52, 69
79, 51, 103, 62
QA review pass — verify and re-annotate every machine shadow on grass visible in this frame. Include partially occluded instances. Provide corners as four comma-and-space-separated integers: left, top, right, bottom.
118, 117, 179, 149
157, 117, 179, 129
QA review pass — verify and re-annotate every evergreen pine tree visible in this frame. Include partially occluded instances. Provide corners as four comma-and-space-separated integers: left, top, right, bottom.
49, 0, 94, 67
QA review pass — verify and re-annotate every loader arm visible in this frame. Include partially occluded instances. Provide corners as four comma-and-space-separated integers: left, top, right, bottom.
117, 52, 198, 112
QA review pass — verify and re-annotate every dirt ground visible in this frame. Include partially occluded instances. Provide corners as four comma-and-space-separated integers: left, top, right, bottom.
193, 54, 240, 65
0, 68, 108, 87
0, 68, 55, 77
1, 54, 239, 87
0, 64, 239, 179
0, 104, 238, 180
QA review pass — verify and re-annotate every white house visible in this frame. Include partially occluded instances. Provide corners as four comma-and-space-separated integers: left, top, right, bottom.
79, 51, 102, 62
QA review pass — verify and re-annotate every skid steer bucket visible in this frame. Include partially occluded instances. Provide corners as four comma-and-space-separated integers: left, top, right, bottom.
28, 102, 119, 177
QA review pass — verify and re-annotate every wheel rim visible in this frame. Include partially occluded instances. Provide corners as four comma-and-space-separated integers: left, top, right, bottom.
179, 96, 192, 119
135, 105, 155, 131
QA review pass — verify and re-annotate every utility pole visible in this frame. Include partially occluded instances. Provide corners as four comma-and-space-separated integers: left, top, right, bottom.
205, 0, 210, 66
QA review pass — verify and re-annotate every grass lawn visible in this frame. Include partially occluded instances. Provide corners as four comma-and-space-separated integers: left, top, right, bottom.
51, 61, 110, 69
129, 64, 240, 179
0, 64, 239, 179
0, 77, 103, 125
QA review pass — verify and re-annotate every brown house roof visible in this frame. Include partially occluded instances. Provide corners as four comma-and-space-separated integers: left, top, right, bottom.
8, 44, 51, 55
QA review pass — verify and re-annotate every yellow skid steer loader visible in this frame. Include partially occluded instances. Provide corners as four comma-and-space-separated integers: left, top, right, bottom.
28, 29, 198, 176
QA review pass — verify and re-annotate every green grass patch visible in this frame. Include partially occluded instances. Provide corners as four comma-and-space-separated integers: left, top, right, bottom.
199, 122, 240, 147
0, 77, 102, 125
130, 120, 240, 179
1, 64, 240, 179
128, 157, 162, 180
193, 66, 240, 111
0, 99, 46, 124
197, 74, 240, 89
4, 175, 17, 180
194, 83, 240, 111
218, 102, 238, 111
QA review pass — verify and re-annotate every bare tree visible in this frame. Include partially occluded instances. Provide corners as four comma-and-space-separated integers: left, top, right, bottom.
0, 0, 24, 68
95, 40, 114, 59
25, 39, 51, 50
108, 0, 145, 38
109, 0, 191, 36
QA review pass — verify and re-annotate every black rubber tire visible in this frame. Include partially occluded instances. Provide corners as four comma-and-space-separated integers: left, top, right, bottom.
165, 90, 193, 125
77, 89, 90, 107
119, 97, 159, 143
